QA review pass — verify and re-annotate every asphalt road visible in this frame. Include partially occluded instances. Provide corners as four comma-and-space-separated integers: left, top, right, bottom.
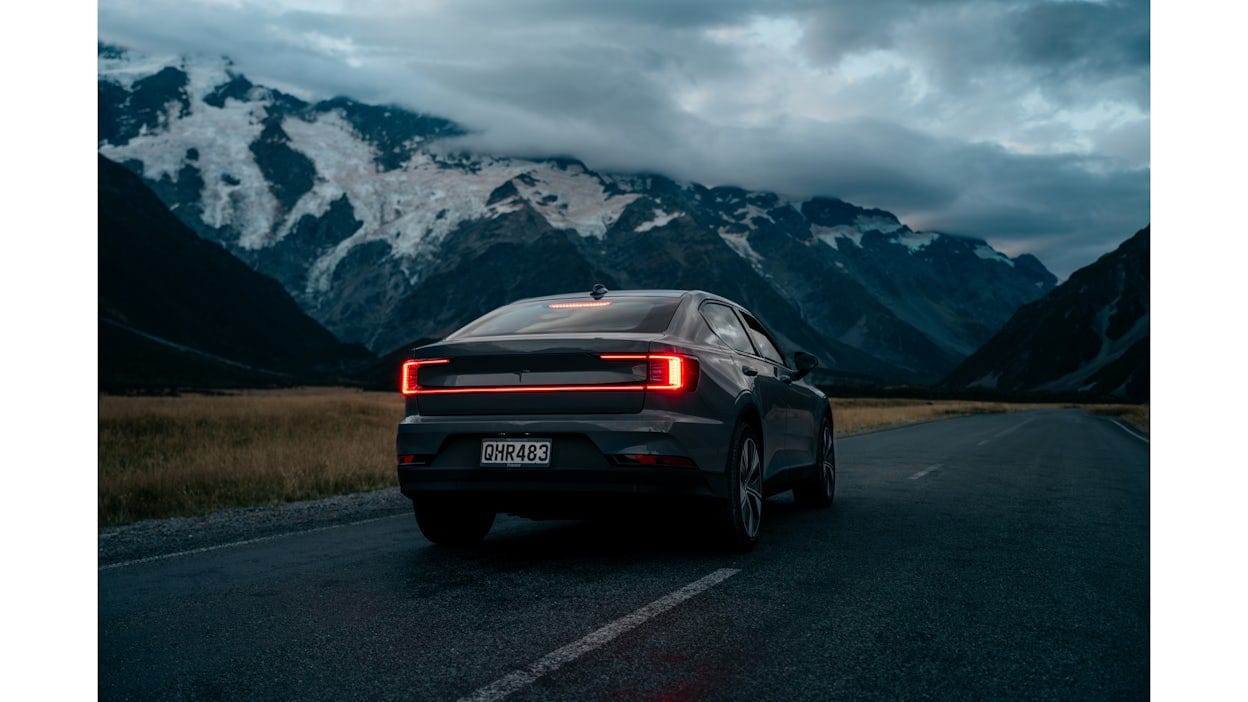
99, 409, 1149, 700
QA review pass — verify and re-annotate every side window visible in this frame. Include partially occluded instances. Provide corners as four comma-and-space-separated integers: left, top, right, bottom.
701, 303, 756, 355
690, 312, 727, 349
740, 312, 786, 365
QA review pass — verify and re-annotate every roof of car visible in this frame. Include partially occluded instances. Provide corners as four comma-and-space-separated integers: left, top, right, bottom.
513, 289, 744, 307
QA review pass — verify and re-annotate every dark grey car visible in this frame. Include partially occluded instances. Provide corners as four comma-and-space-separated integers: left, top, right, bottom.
396, 288, 836, 551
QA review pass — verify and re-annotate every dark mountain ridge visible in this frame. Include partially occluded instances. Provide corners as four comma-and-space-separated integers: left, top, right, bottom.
98, 155, 370, 389
943, 226, 1149, 401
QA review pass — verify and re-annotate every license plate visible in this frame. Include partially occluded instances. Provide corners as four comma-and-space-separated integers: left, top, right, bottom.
480, 438, 552, 467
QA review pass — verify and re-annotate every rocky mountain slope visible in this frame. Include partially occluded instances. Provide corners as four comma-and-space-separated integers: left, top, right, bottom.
944, 227, 1149, 401
99, 154, 368, 388
98, 44, 1057, 384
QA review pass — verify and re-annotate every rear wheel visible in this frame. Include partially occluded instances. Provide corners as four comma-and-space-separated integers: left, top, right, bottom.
412, 496, 495, 546
715, 422, 763, 552
794, 417, 836, 508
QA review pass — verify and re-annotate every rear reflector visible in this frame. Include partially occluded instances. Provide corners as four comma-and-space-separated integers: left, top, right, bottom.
612, 454, 697, 468
401, 358, 450, 396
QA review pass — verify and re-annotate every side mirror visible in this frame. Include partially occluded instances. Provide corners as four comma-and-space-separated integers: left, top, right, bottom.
791, 351, 819, 381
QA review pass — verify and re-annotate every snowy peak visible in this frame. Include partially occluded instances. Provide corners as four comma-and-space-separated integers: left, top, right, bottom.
100, 45, 645, 285
801, 197, 901, 231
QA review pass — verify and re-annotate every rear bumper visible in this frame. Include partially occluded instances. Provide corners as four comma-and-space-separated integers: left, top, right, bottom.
395, 410, 731, 511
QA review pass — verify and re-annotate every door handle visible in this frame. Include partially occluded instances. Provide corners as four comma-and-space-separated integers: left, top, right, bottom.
742, 366, 759, 376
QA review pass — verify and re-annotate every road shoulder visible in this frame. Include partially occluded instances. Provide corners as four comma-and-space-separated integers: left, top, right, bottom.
98, 487, 410, 567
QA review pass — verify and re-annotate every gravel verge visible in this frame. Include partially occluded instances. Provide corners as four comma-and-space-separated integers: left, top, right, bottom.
98, 488, 411, 567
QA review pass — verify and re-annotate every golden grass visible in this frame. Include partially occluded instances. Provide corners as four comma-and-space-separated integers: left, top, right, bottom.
99, 387, 1148, 525
830, 397, 1052, 434
1084, 403, 1150, 434
830, 397, 1149, 435
99, 388, 404, 526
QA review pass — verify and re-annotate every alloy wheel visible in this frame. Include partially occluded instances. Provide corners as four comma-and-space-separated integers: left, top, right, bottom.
739, 437, 763, 538
821, 424, 836, 498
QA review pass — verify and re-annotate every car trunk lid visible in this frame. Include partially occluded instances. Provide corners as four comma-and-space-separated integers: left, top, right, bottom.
408, 335, 658, 415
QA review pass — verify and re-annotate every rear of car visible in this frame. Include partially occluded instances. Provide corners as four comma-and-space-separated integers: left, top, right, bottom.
395, 292, 737, 540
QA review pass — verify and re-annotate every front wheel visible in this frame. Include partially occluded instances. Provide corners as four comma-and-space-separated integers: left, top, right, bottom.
412, 496, 495, 546
715, 422, 764, 552
793, 418, 836, 508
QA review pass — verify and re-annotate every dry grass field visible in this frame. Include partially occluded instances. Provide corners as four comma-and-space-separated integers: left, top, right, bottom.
99, 388, 405, 526
99, 388, 1148, 525
829, 397, 1149, 435
1084, 403, 1150, 434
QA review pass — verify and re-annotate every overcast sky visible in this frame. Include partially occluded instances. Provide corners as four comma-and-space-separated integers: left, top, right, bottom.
99, 0, 1149, 277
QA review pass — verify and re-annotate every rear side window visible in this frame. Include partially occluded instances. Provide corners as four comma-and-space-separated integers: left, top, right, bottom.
741, 312, 786, 365
700, 302, 756, 354
453, 297, 682, 337
689, 313, 728, 349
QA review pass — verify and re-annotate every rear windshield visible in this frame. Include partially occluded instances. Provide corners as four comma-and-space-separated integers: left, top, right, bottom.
452, 297, 682, 337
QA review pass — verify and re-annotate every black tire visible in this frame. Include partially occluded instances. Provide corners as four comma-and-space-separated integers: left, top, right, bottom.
793, 417, 836, 508
412, 496, 495, 547
715, 421, 764, 552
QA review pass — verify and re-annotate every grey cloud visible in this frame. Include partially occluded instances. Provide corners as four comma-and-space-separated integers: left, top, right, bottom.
1011, 0, 1150, 75
98, 0, 1149, 278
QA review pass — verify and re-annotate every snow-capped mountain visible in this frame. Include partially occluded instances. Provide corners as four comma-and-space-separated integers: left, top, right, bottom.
98, 44, 1057, 384
944, 227, 1148, 400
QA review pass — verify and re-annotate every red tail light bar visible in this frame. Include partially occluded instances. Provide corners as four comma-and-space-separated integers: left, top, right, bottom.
400, 358, 450, 396
399, 354, 698, 395
598, 354, 697, 391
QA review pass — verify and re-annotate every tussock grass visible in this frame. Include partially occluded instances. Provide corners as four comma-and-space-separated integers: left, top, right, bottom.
99, 388, 1148, 525
1084, 404, 1150, 434
830, 397, 1149, 435
830, 397, 1052, 435
99, 388, 403, 526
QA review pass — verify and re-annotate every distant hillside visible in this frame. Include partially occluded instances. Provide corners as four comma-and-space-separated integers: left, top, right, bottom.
354, 337, 438, 392
98, 155, 370, 389
943, 227, 1149, 401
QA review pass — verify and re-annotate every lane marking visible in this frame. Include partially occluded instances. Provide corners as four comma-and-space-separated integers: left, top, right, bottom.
1108, 418, 1150, 444
459, 567, 741, 702
909, 464, 941, 480
976, 416, 1037, 447
98, 513, 408, 572
992, 416, 1036, 440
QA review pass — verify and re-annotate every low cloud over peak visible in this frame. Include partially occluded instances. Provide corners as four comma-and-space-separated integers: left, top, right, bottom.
99, 0, 1149, 277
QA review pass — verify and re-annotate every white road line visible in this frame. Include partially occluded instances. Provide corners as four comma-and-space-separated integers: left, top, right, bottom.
459, 567, 741, 702
909, 464, 941, 480
993, 416, 1036, 439
1109, 418, 1150, 444
976, 417, 1036, 447
98, 513, 408, 572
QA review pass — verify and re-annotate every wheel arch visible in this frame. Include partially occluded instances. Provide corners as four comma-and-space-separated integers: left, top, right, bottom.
821, 398, 835, 435
733, 394, 765, 453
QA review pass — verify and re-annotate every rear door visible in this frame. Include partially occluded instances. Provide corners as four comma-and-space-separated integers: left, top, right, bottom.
700, 302, 787, 476
736, 310, 807, 474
